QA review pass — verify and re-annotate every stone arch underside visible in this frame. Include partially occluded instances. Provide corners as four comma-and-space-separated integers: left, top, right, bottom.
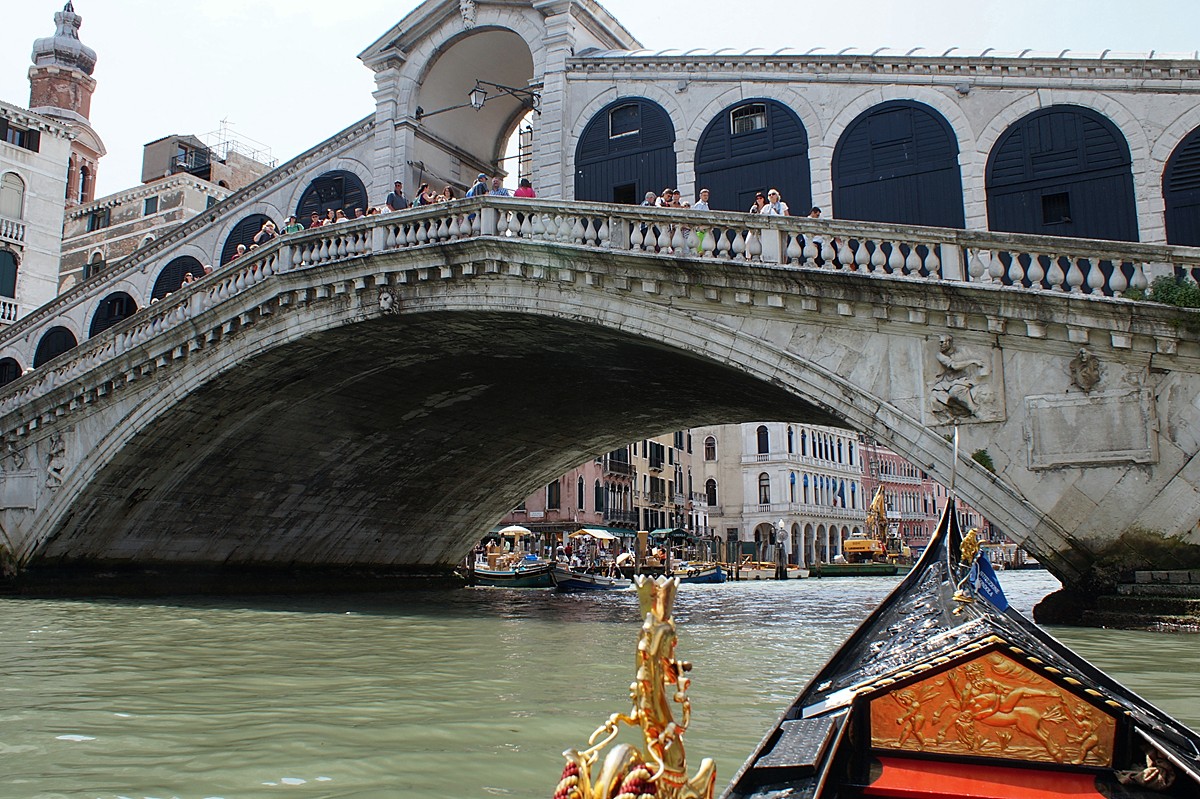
412, 29, 536, 187
31, 312, 840, 575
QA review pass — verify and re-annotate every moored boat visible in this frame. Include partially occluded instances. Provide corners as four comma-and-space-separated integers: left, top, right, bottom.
809, 561, 899, 578
471, 558, 556, 588
719, 499, 1200, 798
552, 564, 630, 591
673, 562, 727, 584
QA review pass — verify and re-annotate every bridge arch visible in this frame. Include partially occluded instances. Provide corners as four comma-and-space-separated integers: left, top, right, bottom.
694, 97, 812, 214
575, 97, 678, 204
219, 213, 277, 266
0, 357, 22, 388
33, 325, 78, 369
986, 105, 1138, 241
89, 292, 138, 338
294, 169, 370, 225
151, 256, 205, 301
832, 99, 966, 228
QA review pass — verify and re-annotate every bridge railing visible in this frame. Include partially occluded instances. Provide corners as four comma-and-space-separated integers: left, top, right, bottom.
4, 196, 1200, 418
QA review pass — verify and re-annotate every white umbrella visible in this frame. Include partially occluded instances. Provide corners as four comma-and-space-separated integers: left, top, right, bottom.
497, 525, 532, 536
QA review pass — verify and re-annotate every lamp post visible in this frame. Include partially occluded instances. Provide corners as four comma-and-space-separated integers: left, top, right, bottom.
414, 80, 540, 120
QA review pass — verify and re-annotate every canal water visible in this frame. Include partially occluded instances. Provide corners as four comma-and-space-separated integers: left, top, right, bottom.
1, 571, 1197, 799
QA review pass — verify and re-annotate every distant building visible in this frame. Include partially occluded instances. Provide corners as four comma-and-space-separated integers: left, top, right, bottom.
59, 131, 274, 293
0, 101, 73, 327
496, 431, 705, 551
693, 422, 865, 566
28, 1, 104, 208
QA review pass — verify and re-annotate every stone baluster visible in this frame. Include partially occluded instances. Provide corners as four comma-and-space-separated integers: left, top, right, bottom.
1064, 257, 1085, 293
1109, 262, 1129, 296
1005, 252, 1026, 286
731, 229, 746, 260
785, 233, 803, 265
746, 229, 764, 261
1086, 259, 1107, 294
904, 244, 922, 276
448, 215, 461, 239
630, 222, 645, 251
716, 228, 731, 259
967, 248, 986, 282
685, 228, 699, 256
701, 227, 718, 258
598, 217, 611, 247
854, 240, 870, 272
924, 245, 941, 280
802, 236, 818, 267
870, 242, 887, 274
836, 240, 853, 271
1130, 262, 1149, 294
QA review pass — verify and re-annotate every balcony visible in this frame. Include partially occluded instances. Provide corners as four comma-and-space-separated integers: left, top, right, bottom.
603, 509, 637, 525
0, 298, 18, 324
648, 491, 666, 506
0, 215, 25, 247
603, 458, 634, 477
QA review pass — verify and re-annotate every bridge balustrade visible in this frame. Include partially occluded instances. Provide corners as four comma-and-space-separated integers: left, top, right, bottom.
0, 216, 25, 246
4, 196, 1200, 421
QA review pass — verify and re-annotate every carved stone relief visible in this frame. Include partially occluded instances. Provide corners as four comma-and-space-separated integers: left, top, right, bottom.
45, 433, 67, 490
1025, 388, 1157, 469
378, 289, 400, 315
1069, 348, 1101, 393
928, 335, 1004, 424
459, 0, 477, 29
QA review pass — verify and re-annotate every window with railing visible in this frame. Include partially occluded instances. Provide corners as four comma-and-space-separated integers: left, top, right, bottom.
730, 103, 768, 135
758, 472, 771, 505
0, 173, 25, 220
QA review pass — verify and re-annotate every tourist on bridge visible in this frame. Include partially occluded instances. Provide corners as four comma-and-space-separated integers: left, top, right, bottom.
252, 220, 278, 246
307, 211, 322, 228
514, 177, 536, 198
748, 192, 767, 214
694, 188, 711, 211
385, 181, 410, 212
283, 216, 303, 234
760, 188, 790, 216
488, 177, 511, 197
417, 183, 436, 205
465, 173, 489, 198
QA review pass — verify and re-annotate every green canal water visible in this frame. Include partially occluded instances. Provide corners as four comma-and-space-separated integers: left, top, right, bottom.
0, 571, 1196, 799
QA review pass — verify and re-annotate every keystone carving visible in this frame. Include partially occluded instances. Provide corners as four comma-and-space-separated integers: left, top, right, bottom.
1069, 348, 1101, 393
460, 0, 477, 28
378, 289, 400, 315
929, 334, 998, 423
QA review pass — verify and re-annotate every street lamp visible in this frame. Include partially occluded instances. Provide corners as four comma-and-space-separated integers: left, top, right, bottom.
414, 80, 541, 121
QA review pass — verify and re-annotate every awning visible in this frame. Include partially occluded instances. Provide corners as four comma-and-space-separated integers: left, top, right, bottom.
496, 524, 533, 536
650, 527, 697, 542
569, 528, 618, 540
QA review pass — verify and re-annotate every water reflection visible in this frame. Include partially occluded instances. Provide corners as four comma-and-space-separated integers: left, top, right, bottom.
0, 571, 1195, 799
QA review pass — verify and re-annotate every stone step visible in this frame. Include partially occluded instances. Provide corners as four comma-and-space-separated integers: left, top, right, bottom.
1132, 569, 1200, 585
1094, 593, 1200, 617
1117, 582, 1200, 597
1081, 609, 1200, 632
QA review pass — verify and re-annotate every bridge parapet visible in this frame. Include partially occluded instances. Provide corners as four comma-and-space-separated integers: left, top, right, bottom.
4, 196, 1200, 435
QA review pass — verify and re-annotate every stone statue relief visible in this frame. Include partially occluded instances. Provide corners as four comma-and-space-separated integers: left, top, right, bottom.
930, 334, 995, 422
459, 0, 477, 28
1069, 348, 1101, 393
45, 434, 67, 490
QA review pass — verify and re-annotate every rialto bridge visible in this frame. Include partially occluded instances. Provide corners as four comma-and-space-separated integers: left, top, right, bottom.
4, 0, 1200, 609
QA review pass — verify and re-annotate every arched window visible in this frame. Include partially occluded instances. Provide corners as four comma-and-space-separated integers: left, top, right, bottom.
789, 471, 796, 502
801, 429, 807, 456
833, 100, 965, 228
987, 105, 1136, 241
1163, 125, 1200, 246
295, 170, 368, 223
577, 476, 585, 510
0, 357, 22, 387
575, 98, 677, 204
78, 165, 90, 204
705, 478, 717, 508
0, 173, 26, 220
151, 256, 204, 301
787, 426, 794, 454
220, 214, 276, 265
757, 473, 771, 505
89, 292, 138, 337
0, 250, 17, 298
756, 425, 770, 455
703, 435, 717, 461
546, 480, 561, 510
594, 480, 604, 512
33, 326, 78, 368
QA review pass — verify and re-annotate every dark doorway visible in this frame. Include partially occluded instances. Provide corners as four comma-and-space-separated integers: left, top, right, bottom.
695, 99, 811, 213
1163, 126, 1200, 246
612, 182, 638, 205
986, 105, 1137, 241
220, 214, 274, 266
575, 98, 676, 203
833, 100, 965, 229
295, 170, 368, 225
33, 326, 78, 368
89, 292, 138, 337
152, 256, 204, 301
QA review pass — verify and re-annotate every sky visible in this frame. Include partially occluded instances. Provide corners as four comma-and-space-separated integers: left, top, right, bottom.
3, 0, 1200, 198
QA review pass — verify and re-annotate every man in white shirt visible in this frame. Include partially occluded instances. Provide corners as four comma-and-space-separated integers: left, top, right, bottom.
694, 188, 711, 211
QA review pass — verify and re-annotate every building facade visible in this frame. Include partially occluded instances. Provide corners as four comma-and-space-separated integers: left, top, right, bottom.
0, 101, 73, 329
496, 430, 706, 550
693, 422, 866, 566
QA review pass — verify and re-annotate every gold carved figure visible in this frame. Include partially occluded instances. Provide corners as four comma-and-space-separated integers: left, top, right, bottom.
553, 576, 716, 799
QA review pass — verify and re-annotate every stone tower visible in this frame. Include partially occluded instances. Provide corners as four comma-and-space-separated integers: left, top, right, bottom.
29, 1, 105, 207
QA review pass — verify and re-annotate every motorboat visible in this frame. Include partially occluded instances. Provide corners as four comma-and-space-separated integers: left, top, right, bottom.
552, 564, 631, 591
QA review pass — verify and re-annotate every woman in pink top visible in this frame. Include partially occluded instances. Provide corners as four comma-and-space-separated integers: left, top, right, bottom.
514, 178, 536, 198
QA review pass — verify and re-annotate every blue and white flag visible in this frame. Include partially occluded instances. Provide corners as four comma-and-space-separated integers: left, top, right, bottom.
972, 551, 1009, 611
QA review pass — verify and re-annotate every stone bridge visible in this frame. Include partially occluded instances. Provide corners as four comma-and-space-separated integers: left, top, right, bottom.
2, 197, 1200, 603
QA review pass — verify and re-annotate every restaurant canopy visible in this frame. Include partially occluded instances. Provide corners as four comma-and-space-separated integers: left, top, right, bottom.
568, 528, 618, 541
650, 527, 697, 543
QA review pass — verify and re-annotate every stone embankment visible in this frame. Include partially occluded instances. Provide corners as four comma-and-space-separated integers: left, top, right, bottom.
1083, 571, 1200, 631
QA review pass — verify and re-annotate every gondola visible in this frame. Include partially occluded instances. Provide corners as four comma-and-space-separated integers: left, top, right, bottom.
719, 499, 1200, 799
